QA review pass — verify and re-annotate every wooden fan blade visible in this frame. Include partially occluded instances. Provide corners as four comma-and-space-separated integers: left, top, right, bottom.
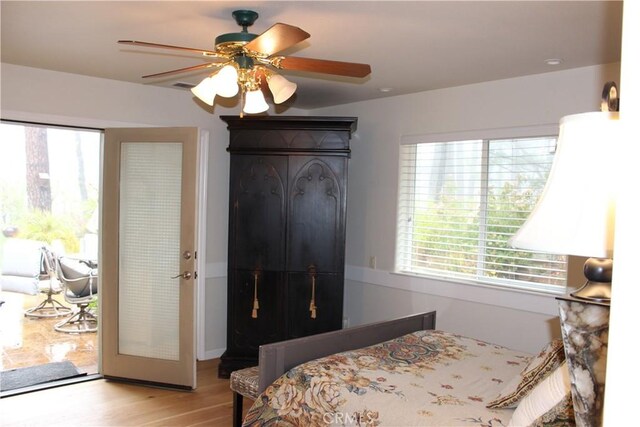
142, 62, 218, 79
277, 56, 371, 78
244, 23, 310, 56
118, 40, 220, 57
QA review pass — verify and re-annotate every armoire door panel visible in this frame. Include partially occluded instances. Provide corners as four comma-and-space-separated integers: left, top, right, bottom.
287, 272, 344, 339
229, 270, 285, 356
287, 156, 347, 272
229, 155, 287, 271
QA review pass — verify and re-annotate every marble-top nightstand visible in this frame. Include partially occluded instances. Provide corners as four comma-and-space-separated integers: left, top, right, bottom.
556, 295, 610, 427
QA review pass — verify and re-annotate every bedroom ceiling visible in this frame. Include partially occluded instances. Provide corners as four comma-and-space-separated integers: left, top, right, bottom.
0, 1, 623, 110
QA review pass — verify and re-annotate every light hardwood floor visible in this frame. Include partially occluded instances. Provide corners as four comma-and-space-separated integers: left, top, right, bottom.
0, 359, 250, 426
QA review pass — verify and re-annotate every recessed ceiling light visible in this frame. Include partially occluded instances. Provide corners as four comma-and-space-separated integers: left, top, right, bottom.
544, 58, 562, 66
379, 87, 393, 93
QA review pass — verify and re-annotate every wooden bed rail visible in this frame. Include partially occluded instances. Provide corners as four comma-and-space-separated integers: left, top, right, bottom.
257, 311, 436, 393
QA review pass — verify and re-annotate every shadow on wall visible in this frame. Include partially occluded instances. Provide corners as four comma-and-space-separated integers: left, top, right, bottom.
546, 316, 563, 341
343, 278, 562, 354
344, 279, 447, 327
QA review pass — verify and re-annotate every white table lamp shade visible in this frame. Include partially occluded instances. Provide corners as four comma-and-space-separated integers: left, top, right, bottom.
509, 111, 619, 258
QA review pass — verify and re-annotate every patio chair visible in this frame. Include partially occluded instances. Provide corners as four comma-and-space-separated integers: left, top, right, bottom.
0, 238, 43, 296
54, 257, 98, 333
24, 246, 72, 318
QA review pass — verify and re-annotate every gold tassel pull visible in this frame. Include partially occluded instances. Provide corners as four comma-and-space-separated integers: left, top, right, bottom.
310, 274, 317, 319
251, 273, 259, 319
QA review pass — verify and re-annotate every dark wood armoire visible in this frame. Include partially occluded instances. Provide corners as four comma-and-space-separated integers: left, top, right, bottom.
218, 116, 357, 377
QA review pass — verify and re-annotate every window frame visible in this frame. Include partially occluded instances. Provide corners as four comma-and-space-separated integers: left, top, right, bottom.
395, 124, 568, 294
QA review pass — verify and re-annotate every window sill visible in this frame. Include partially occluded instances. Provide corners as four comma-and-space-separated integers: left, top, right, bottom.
345, 265, 566, 316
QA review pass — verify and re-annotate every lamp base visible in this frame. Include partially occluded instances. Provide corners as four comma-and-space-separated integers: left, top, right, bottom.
556, 295, 610, 427
570, 281, 611, 302
570, 257, 612, 303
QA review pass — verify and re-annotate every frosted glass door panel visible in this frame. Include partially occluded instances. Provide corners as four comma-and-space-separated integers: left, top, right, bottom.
118, 142, 182, 360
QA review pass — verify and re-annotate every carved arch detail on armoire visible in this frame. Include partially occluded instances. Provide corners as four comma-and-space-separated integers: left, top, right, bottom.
229, 129, 350, 150
288, 159, 343, 272
232, 156, 287, 271
255, 131, 288, 149
290, 131, 350, 149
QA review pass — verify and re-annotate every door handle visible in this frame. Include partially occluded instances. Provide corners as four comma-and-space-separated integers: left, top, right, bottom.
171, 271, 192, 280
308, 265, 317, 319
252, 273, 259, 319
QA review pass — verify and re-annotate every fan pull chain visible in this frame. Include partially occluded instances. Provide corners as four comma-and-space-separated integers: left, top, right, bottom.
251, 273, 259, 319
309, 274, 317, 319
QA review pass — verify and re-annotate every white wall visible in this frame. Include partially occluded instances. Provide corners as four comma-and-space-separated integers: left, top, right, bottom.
0, 63, 306, 358
311, 63, 620, 353
604, 0, 640, 422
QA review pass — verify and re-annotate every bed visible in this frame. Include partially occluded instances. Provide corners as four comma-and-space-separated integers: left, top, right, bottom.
241, 312, 573, 426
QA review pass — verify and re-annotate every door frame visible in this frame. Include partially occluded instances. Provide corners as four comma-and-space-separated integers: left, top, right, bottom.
1, 111, 210, 372
195, 130, 209, 361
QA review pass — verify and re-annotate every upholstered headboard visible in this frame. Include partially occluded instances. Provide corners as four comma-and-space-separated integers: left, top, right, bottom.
257, 311, 436, 393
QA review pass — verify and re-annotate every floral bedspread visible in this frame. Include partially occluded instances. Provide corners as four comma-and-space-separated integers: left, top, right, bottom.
243, 330, 531, 426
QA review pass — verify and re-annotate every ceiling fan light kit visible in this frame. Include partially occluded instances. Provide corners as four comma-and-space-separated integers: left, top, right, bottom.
191, 64, 240, 106
190, 76, 217, 106
213, 65, 240, 98
267, 74, 297, 104
243, 89, 270, 114
118, 9, 371, 116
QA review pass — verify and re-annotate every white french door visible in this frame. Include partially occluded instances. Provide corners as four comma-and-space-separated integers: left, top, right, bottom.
101, 127, 201, 389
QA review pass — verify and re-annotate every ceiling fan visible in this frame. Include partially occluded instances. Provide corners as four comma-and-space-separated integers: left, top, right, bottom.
118, 10, 372, 115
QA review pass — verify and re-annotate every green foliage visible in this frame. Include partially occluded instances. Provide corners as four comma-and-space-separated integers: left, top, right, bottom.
412, 183, 480, 274
411, 176, 564, 286
484, 179, 538, 280
17, 210, 80, 253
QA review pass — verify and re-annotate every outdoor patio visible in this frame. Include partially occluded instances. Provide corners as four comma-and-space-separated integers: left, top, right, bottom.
0, 290, 98, 375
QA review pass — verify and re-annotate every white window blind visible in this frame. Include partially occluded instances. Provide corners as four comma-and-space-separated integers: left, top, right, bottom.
396, 136, 567, 292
